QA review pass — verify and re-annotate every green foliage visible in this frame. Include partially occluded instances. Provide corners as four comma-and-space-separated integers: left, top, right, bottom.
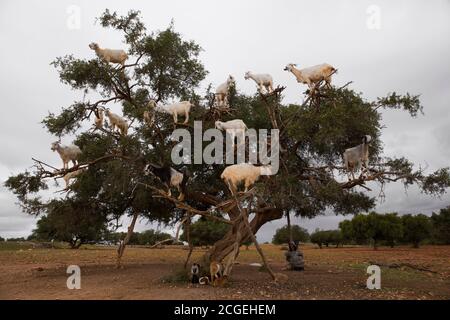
431, 206, 450, 244
375, 92, 423, 117
401, 214, 432, 248
30, 199, 108, 248
379, 213, 404, 247
421, 168, 450, 195
272, 225, 310, 244
340, 212, 434, 249
310, 229, 342, 248
365, 212, 403, 249
180, 218, 230, 246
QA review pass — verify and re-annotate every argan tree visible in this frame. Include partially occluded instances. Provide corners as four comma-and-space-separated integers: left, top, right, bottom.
5, 10, 450, 280
272, 225, 309, 245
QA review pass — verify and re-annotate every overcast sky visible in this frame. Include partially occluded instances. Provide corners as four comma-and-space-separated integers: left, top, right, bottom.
0, 0, 449, 242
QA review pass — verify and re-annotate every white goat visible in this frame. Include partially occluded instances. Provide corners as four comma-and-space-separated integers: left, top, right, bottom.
63, 168, 85, 189
220, 163, 272, 194
105, 110, 128, 135
51, 142, 82, 170
94, 108, 104, 129
143, 110, 154, 127
215, 75, 235, 107
343, 135, 372, 181
89, 42, 128, 66
244, 71, 274, 94
215, 119, 247, 146
149, 100, 193, 124
284, 63, 336, 91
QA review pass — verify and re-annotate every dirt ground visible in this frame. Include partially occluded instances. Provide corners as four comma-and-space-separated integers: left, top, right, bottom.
0, 243, 449, 300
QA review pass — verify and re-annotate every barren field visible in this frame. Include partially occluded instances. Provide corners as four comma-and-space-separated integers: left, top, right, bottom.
0, 243, 449, 300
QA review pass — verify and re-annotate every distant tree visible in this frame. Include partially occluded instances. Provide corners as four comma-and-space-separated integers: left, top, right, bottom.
180, 218, 230, 247
272, 225, 310, 245
339, 220, 354, 243
327, 230, 343, 247
349, 214, 371, 245
30, 199, 107, 248
402, 214, 432, 248
381, 213, 403, 247
339, 212, 402, 249
431, 207, 450, 244
310, 229, 325, 248
6, 237, 26, 242
242, 239, 253, 250
0, 236, 4, 242
137, 229, 172, 245
310, 230, 342, 248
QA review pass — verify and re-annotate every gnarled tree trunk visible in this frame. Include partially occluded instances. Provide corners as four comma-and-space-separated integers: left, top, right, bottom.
205, 207, 283, 262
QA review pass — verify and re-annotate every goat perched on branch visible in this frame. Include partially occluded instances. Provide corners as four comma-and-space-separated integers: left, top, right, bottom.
105, 110, 128, 135
221, 163, 272, 194
144, 164, 189, 200
50, 142, 82, 170
89, 42, 128, 66
215, 119, 247, 146
244, 71, 274, 94
215, 75, 235, 107
143, 110, 154, 127
94, 108, 104, 129
343, 135, 372, 181
149, 100, 193, 125
284, 63, 336, 91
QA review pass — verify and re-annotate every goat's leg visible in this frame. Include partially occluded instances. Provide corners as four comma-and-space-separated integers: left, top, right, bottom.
258, 84, 264, 94
225, 179, 236, 195
307, 81, 314, 95
173, 113, 178, 124
184, 110, 189, 124
244, 179, 251, 192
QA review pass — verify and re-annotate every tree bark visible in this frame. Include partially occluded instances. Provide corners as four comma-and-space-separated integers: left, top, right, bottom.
286, 211, 293, 243
205, 207, 283, 262
116, 211, 139, 268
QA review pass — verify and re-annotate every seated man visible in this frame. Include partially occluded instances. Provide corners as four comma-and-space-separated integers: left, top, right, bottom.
284, 241, 304, 271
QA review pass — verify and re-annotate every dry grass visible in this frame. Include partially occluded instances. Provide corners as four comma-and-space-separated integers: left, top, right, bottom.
0, 242, 449, 300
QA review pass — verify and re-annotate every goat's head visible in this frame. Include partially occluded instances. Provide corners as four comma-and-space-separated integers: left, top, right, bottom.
244, 71, 251, 80
147, 100, 157, 109
104, 109, 111, 116
214, 121, 224, 130
88, 42, 99, 50
143, 164, 152, 174
191, 263, 200, 275
227, 75, 235, 86
50, 141, 60, 152
362, 135, 372, 144
284, 63, 296, 71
